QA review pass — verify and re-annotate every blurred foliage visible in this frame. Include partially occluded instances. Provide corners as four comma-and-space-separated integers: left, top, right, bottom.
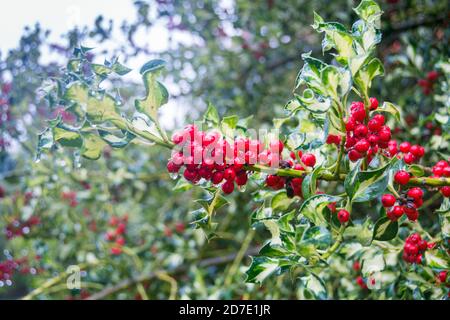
0, 0, 449, 300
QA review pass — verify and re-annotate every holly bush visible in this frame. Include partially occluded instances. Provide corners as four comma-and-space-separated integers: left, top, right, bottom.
0, 0, 449, 300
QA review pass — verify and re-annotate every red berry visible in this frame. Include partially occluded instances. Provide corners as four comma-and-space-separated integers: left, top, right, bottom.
399, 142, 411, 153
337, 209, 350, 223
405, 208, 419, 221
354, 139, 370, 154
436, 160, 449, 167
391, 205, 404, 218
381, 194, 396, 207
354, 124, 368, 138
345, 135, 357, 148
111, 247, 123, 255
418, 240, 428, 251
353, 261, 361, 271
212, 171, 224, 185
403, 152, 415, 164
372, 114, 385, 125
345, 119, 356, 132
351, 104, 366, 122
222, 181, 235, 194
183, 169, 198, 182
171, 131, 184, 145
167, 161, 180, 173
407, 187, 423, 200
301, 153, 316, 167
266, 175, 280, 187
290, 150, 302, 160
433, 166, 444, 177
116, 237, 125, 246
410, 145, 424, 158
326, 134, 341, 145
356, 276, 367, 289
369, 97, 379, 110
404, 243, 419, 255
224, 168, 236, 181
368, 119, 382, 132
378, 127, 391, 142
348, 149, 362, 162
269, 140, 284, 154
443, 166, 450, 177
426, 71, 439, 81
394, 170, 410, 185
414, 197, 424, 208
441, 186, 450, 197
235, 172, 248, 186
438, 271, 448, 283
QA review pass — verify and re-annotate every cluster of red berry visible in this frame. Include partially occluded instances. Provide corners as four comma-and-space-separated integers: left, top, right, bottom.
345, 98, 392, 163
5, 216, 41, 239
265, 151, 316, 198
61, 191, 78, 207
431, 160, 450, 197
168, 124, 306, 195
0, 257, 36, 285
418, 71, 439, 95
388, 141, 425, 164
402, 233, 432, 264
105, 215, 128, 255
382, 187, 424, 222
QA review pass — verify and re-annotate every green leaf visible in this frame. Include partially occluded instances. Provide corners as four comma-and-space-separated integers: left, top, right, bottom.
376, 101, 401, 123
354, 58, 384, 96
135, 60, 168, 121
80, 133, 107, 160
298, 194, 342, 226
91, 64, 112, 77
345, 219, 373, 246
298, 273, 328, 300
245, 256, 281, 284
221, 115, 239, 137
361, 250, 385, 275
437, 198, 450, 240
111, 61, 132, 75
372, 217, 398, 241
408, 164, 425, 178
353, 0, 382, 27
203, 103, 220, 126
295, 90, 331, 114
87, 93, 125, 127
345, 157, 397, 203
312, 12, 354, 63
295, 53, 327, 95
271, 192, 295, 212
302, 165, 323, 200
172, 179, 194, 192
98, 130, 135, 148
53, 125, 83, 148
425, 250, 449, 269
302, 226, 331, 250
36, 127, 54, 161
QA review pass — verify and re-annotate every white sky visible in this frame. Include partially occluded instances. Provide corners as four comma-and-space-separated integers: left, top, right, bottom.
0, 0, 190, 129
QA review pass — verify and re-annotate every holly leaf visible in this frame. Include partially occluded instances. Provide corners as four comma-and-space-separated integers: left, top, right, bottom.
372, 217, 398, 242
298, 273, 328, 300
298, 194, 342, 226
135, 59, 169, 122
345, 157, 397, 203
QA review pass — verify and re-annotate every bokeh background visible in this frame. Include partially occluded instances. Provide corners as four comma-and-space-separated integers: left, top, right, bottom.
0, 0, 448, 299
